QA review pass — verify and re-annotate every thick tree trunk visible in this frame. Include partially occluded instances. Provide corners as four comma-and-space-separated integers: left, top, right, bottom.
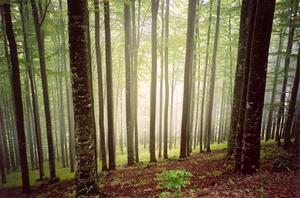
67, 0, 98, 196
227, 0, 250, 157
103, 0, 116, 170
241, 0, 275, 175
2, 3, 31, 193
234, 0, 257, 170
180, 0, 197, 158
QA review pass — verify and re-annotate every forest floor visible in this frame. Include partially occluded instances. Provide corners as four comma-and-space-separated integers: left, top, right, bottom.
0, 143, 299, 198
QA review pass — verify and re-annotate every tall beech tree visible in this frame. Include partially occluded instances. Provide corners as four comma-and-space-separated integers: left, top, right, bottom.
30, 0, 56, 180
241, 0, 275, 175
67, 0, 98, 196
94, 0, 108, 171
124, 0, 135, 165
227, 0, 249, 157
205, 0, 221, 152
1, 3, 31, 193
149, 0, 159, 163
180, 0, 197, 158
103, 0, 116, 170
283, 45, 300, 148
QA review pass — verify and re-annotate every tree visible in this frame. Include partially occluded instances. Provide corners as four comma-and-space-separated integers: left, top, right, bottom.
180, 0, 197, 158
227, 0, 250, 157
199, 0, 212, 153
234, 0, 257, 170
265, 31, 283, 141
30, 0, 56, 180
124, 0, 135, 165
94, 0, 107, 171
0, 105, 7, 184
149, 0, 159, 163
1, 3, 31, 193
19, 0, 44, 179
103, 0, 116, 170
241, 0, 275, 175
283, 45, 300, 148
205, 0, 221, 152
275, 0, 298, 145
163, 0, 170, 159
67, 0, 98, 196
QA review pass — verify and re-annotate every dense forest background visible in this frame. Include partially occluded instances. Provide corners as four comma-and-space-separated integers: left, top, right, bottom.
0, 0, 299, 197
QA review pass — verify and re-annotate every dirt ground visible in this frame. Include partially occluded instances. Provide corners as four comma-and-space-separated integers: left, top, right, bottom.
1, 144, 299, 198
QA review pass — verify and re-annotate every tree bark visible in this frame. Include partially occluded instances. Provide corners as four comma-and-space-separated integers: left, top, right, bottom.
149, 0, 159, 163
205, 0, 221, 152
2, 3, 31, 193
124, 1, 135, 165
94, 0, 108, 171
180, 0, 197, 158
30, 0, 56, 180
283, 45, 300, 148
241, 0, 275, 175
67, 0, 98, 196
103, 0, 116, 170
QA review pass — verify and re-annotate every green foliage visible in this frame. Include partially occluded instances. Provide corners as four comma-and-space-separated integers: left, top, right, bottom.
160, 191, 171, 198
156, 170, 192, 190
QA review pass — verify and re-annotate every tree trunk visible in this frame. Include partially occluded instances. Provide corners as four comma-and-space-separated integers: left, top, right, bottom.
199, 0, 213, 153
241, 0, 275, 175
124, 1, 135, 165
94, 0, 108, 171
234, 0, 257, 170
283, 46, 300, 148
0, 105, 7, 184
30, 0, 56, 180
103, 0, 116, 170
149, 0, 159, 163
265, 31, 283, 141
179, 0, 197, 158
67, 0, 98, 196
275, 0, 298, 145
227, 0, 250, 157
2, 3, 31, 193
205, 0, 221, 152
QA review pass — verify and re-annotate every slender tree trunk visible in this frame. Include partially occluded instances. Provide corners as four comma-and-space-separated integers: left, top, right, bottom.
158, 0, 164, 158
94, 0, 108, 171
241, 0, 275, 175
0, 105, 7, 184
30, 0, 56, 180
124, 1, 135, 165
199, 0, 212, 153
276, 0, 298, 145
149, 0, 159, 163
132, 0, 139, 163
67, 0, 98, 196
265, 32, 283, 141
180, 0, 197, 158
2, 3, 31, 192
283, 46, 300, 148
103, 0, 116, 170
206, 0, 221, 152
